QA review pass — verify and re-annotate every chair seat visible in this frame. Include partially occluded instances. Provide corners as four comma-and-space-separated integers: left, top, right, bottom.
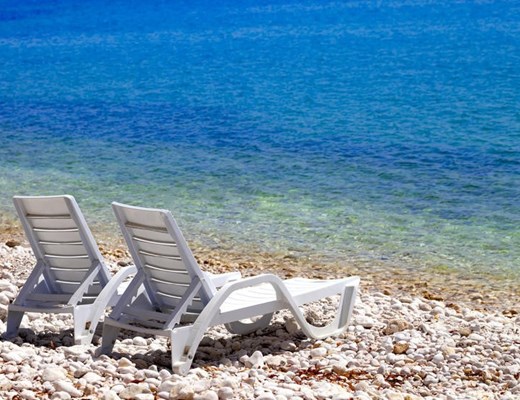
219, 277, 350, 314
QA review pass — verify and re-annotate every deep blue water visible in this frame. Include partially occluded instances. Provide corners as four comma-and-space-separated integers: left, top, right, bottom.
0, 0, 519, 276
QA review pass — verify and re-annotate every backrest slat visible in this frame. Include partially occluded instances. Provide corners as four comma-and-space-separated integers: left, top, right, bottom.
112, 202, 216, 320
13, 195, 110, 295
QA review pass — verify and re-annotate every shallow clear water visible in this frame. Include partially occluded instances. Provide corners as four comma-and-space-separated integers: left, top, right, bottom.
1, 0, 519, 276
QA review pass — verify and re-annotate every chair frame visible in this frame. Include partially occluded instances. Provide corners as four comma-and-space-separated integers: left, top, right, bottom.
5, 195, 136, 345
100, 202, 359, 374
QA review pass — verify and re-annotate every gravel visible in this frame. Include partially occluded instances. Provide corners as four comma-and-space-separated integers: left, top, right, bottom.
1, 243, 519, 399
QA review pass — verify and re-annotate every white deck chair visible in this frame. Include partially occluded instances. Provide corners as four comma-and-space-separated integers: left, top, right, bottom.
4, 195, 136, 345
100, 203, 360, 375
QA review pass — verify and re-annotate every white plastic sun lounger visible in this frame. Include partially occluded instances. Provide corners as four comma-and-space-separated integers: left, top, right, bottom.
100, 203, 360, 375
4, 195, 137, 345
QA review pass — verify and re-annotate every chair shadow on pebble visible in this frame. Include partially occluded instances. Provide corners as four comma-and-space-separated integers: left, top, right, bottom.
103, 318, 315, 371
4, 328, 78, 348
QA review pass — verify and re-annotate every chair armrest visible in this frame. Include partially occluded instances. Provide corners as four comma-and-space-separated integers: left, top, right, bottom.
207, 271, 242, 288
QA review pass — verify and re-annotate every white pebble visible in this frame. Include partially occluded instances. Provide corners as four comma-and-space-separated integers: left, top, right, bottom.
53, 381, 83, 397
218, 387, 234, 399
100, 390, 121, 400
310, 347, 327, 358
42, 367, 68, 382
132, 337, 147, 346
194, 390, 219, 400
51, 392, 72, 400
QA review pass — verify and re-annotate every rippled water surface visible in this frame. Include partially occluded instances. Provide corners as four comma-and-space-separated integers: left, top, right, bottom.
1, 0, 519, 276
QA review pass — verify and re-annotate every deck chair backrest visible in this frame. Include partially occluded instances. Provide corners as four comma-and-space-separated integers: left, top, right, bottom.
13, 195, 109, 297
112, 202, 216, 316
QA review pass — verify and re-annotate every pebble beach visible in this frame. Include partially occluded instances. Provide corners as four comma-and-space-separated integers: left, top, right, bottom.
1, 238, 519, 400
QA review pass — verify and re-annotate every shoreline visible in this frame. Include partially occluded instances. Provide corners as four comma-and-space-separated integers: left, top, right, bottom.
1, 223, 518, 315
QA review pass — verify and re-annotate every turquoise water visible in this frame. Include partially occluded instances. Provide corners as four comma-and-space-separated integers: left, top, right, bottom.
0, 1, 519, 276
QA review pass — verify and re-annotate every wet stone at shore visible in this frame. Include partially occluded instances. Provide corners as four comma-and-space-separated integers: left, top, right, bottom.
0, 243, 519, 399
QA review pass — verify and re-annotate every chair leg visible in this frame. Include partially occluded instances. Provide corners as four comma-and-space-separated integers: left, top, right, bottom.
73, 306, 96, 345
295, 283, 358, 339
225, 313, 273, 335
99, 324, 121, 354
5, 309, 25, 338
170, 325, 199, 375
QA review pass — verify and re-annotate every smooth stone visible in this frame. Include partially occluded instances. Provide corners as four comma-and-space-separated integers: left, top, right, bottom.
117, 357, 134, 368
170, 382, 195, 399
280, 341, 297, 351
217, 387, 234, 399
53, 381, 83, 397
423, 375, 439, 385
468, 333, 485, 341
3, 351, 26, 363
393, 342, 409, 355
285, 318, 299, 334
248, 351, 265, 368
119, 383, 151, 399
432, 353, 444, 365
51, 392, 72, 400
310, 347, 327, 358
255, 394, 276, 400
111, 384, 125, 394
194, 390, 219, 400
132, 337, 148, 346
158, 380, 177, 393
100, 390, 121, 400
356, 316, 376, 329
42, 367, 68, 382
0, 293, 10, 305
13, 380, 33, 390
134, 395, 154, 400
19, 390, 38, 400
82, 372, 103, 383
383, 319, 411, 335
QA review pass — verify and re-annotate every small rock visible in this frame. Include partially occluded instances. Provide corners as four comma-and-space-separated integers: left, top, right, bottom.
393, 342, 409, 354
132, 337, 148, 346
248, 351, 264, 368
280, 341, 296, 351
285, 318, 299, 334
170, 382, 195, 399
194, 390, 218, 400
310, 347, 327, 358
423, 291, 443, 301
100, 390, 121, 400
432, 353, 444, 365
53, 381, 83, 397
82, 372, 103, 383
42, 367, 68, 382
383, 319, 411, 335
423, 375, 438, 385
120, 384, 152, 399
357, 316, 376, 329
468, 333, 485, 341
459, 327, 472, 337
51, 392, 72, 400
332, 363, 348, 375
218, 387, 234, 399
0, 293, 10, 305
6, 239, 21, 248
117, 358, 134, 368
134, 394, 154, 400
255, 394, 276, 400
19, 390, 38, 400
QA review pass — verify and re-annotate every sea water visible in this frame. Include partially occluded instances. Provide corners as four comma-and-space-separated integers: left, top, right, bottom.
0, 0, 518, 277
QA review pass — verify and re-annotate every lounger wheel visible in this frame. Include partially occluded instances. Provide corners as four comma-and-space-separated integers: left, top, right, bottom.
225, 312, 273, 335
